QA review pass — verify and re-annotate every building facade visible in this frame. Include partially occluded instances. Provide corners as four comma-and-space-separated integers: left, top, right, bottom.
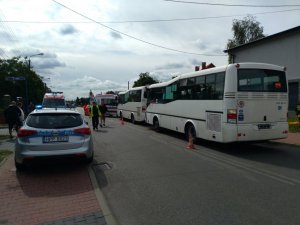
225, 26, 300, 112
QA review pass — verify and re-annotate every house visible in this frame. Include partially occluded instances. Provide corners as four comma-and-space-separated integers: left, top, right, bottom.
224, 26, 300, 112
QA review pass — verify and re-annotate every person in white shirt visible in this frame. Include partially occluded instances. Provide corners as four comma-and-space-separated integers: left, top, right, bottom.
17, 102, 25, 126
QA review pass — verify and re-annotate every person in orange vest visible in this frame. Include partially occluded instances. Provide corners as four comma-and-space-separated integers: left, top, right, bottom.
89, 101, 101, 130
83, 104, 89, 116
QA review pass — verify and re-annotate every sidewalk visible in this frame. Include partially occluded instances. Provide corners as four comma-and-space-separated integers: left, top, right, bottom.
0, 128, 108, 225
271, 132, 300, 145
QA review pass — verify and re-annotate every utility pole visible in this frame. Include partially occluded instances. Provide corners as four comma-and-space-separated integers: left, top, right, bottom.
25, 53, 43, 115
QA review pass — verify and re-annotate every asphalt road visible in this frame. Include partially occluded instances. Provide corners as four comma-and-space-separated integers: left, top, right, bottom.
91, 117, 300, 225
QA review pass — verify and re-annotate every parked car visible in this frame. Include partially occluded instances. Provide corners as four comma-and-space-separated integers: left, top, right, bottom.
15, 108, 93, 170
42, 92, 66, 108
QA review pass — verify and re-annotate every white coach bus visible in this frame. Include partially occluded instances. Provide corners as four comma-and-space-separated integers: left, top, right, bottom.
117, 86, 148, 123
146, 63, 289, 143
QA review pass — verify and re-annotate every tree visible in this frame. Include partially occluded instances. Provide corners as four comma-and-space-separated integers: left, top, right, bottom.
0, 57, 48, 107
75, 97, 81, 106
226, 15, 266, 63
133, 72, 158, 88
80, 97, 89, 105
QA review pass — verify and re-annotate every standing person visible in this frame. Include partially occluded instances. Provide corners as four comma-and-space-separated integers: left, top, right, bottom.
83, 103, 90, 116
89, 101, 101, 130
17, 102, 25, 128
4, 101, 21, 138
99, 102, 107, 127
28, 101, 35, 113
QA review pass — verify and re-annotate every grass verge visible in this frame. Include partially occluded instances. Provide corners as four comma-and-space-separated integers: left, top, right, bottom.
288, 116, 300, 133
0, 135, 10, 140
0, 150, 12, 164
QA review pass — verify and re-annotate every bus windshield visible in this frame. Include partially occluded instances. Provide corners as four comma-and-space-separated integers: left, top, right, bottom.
101, 98, 118, 106
238, 69, 287, 92
42, 98, 66, 108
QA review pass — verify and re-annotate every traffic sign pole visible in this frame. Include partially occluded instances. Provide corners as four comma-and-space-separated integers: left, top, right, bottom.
5, 76, 27, 114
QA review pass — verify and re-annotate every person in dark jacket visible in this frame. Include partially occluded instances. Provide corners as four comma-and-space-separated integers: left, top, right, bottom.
4, 101, 21, 138
99, 102, 107, 127
28, 101, 35, 113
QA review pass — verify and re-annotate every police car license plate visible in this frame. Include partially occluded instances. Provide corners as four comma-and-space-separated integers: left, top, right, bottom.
43, 136, 69, 143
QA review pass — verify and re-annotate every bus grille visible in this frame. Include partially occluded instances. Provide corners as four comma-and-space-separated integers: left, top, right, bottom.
207, 113, 221, 132
224, 92, 236, 98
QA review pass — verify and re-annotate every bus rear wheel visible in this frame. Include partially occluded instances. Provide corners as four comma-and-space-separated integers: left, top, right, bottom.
153, 118, 160, 131
185, 124, 196, 141
131, 114, 135, 124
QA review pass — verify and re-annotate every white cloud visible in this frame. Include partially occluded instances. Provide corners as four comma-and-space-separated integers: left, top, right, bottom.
58, 24, 78, 35
1, 0, 299, 100
52, 75, 127, 99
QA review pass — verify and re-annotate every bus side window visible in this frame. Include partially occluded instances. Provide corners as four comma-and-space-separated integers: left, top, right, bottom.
124, 92, 129, 103
149, 88, 164, 104
195, 76, 205, 100
205, 74, 216, 100
216, 72, 225, 99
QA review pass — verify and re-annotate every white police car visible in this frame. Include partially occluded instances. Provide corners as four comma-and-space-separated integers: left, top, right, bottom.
15, 107, 94, 170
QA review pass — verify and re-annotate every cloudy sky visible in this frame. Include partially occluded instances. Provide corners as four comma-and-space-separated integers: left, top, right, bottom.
1, 0, 299, 99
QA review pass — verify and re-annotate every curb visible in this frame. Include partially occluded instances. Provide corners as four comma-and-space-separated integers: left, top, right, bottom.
87, 165, 118, 225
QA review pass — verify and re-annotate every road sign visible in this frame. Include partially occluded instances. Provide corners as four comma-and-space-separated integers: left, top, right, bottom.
5, 76, 26, 81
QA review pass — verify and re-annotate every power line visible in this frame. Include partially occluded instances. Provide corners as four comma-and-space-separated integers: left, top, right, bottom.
51, 0, 225, 56
164, 0, 300, 8
2, 8, 300, 24
0, 12, 18, 59
0, 9, 26, 59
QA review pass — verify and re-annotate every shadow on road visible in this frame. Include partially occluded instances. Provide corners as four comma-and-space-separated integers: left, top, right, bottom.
197, 139, 300, 171
16, 161, 93, 197
214, 141, 300, 171
91, 160, 109, 189
150, 127, 300, 171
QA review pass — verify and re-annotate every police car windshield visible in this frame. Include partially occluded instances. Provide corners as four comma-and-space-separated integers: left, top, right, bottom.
27, 113, 83, 129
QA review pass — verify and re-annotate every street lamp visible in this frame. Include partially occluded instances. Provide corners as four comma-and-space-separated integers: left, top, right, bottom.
27, 53, 44, 70
25, 52, 44, 115
42, 77, 51, 92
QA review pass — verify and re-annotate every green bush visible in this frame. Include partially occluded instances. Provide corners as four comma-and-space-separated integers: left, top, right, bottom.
0, 150, 12, 163
288, 115, 300, 133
